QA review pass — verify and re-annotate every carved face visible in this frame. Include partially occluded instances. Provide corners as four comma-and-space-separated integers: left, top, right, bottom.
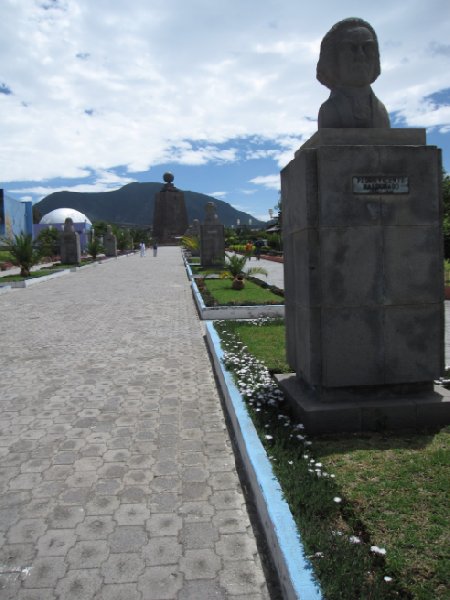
336, 26, 377, 87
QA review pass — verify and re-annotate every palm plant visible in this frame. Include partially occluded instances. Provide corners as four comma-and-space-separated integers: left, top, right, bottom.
86, 237, 104, 261
7, 233, 40, 277
181, 235, 200, 252
222, 253, 267, 289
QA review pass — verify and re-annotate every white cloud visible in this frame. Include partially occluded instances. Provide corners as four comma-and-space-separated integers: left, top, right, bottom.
249, 174, 280, 190
12, 169, 134, 201
0, 0, 450, 188
208, 191, 228, 199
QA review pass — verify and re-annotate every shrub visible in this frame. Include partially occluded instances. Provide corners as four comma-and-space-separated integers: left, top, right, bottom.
6, 233, 40, 277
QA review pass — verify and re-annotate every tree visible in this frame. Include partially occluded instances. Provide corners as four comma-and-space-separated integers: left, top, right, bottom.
7, 233, 40, 277
37, 227, 59, 258
128, 227, 152, 246
92, 221, 109, 237
116, 229, 132, 252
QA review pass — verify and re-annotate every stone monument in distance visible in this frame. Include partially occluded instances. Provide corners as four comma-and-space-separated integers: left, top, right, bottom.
104, 225, 117, 257
152, 172, 189, 244
60, 217, 81, 264
200, 202, 225, 267
279, 17, 449, 433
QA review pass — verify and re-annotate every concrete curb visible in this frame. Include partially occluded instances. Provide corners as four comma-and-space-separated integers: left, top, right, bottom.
191, 278, 285, 320
205, 321, 322, 600
182, 253, 285, 320
7, 269, 71, 288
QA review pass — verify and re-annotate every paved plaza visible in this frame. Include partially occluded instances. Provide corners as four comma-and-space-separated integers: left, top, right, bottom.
0, 249, 271, 600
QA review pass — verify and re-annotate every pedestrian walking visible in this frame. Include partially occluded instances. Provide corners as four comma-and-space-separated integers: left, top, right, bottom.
153, 240, 158, 257
140, 242, 146, 257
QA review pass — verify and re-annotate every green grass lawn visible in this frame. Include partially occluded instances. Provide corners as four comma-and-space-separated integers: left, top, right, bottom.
191, 265, 224, 276
313, 432, 449, 600
0, 268, 66, 281
201, 278, 283, 306
215, 319, 450, 599
222, 319, 291, 373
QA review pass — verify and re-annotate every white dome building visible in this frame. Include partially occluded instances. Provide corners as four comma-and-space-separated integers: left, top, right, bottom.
40, 208, 92, 226
35, 207, 93, 252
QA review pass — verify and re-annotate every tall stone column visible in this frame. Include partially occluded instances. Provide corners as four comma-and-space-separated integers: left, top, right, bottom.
152, 173, 188, 244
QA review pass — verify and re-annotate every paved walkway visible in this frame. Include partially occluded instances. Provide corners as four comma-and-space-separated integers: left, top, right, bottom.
0, 249, 270, 600
248, 257, 283, 290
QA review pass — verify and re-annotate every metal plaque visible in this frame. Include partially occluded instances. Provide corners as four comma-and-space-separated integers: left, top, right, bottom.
352, 176, 409, 194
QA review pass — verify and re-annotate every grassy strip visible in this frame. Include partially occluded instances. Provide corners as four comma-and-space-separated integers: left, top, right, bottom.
0, 268, 66, 281
190, 265, 224, 275
200, 278, 283, 306
214, 319, 449, 599
313, 432, 450, 600
0, 259, 96, 281
222, 319, 291, 374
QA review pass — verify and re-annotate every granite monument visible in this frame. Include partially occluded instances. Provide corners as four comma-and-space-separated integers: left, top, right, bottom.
279, 18, 448, 433
152, 173, 189, 244
60, 217, 81, 264
200, 202, 225, 267
104, 224, 117, 257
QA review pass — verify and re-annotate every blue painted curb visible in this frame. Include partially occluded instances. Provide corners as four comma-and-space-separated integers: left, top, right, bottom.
205, 322, 322, 600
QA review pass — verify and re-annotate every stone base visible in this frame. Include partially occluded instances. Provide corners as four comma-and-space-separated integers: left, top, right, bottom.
275, 374, 450, 434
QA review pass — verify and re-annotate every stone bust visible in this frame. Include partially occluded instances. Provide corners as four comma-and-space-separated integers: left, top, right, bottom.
204, 202, 216, 223
316, 18, 390, 128
63, 217, 75, 233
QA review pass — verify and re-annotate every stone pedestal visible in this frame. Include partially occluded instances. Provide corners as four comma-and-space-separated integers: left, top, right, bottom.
153, 186, 188, 244
279, 129, 448, 432
200, 203, 225, 266
60, 218, 81, 264
104, 226, 117, 257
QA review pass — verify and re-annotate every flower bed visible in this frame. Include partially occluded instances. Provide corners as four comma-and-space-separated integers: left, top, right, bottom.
209, 319, 449, 599
191, 278, 284, 320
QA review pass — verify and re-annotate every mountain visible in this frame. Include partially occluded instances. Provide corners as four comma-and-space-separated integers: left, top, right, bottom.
34, 182, 266, 228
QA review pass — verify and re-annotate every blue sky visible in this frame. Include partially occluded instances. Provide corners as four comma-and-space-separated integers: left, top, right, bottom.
1, 0, 450, 223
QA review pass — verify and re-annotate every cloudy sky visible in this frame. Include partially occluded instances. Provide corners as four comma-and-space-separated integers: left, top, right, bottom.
1, 0, 450, 222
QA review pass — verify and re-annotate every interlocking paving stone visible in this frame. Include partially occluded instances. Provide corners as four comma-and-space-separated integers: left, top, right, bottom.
0, 249, 270, 598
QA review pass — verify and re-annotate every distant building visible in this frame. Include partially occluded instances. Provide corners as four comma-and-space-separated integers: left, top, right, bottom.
34, 208, 93, 251
0, 189, 33, 240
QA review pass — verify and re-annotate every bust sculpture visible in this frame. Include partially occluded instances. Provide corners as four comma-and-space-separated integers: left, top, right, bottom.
317, 18, 390, 128
204, 202, 217, 223
63, 217, 75, 233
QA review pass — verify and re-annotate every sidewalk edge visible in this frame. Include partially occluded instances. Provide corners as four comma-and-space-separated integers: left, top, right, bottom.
205, 321, 322, 600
